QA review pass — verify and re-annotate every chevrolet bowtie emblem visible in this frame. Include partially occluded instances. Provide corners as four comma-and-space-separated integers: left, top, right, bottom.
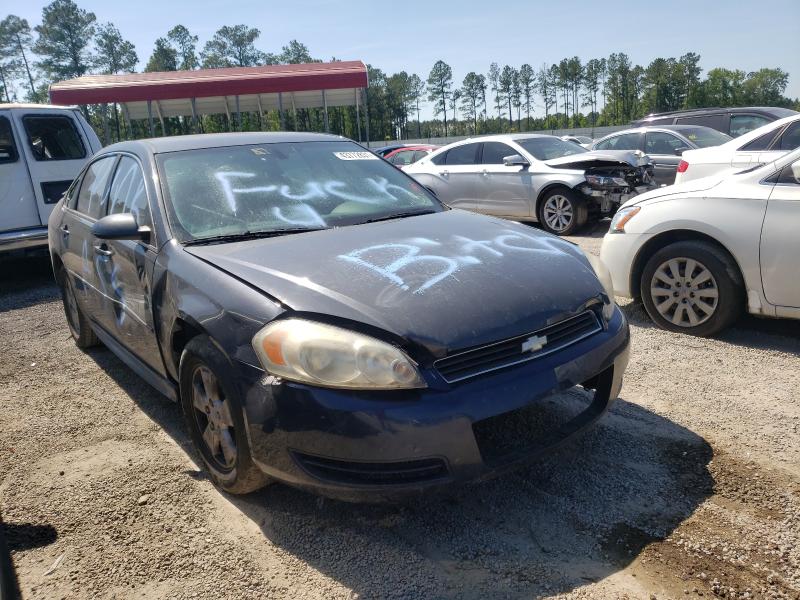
521, 334, 548, 354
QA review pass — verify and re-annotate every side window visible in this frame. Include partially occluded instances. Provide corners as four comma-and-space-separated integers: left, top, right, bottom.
777, 122, 800, 151
445, 143, 480, 165
676, 114, 725, 131
776, 162, 800, 185
75, 156, 116, 219
430, 150, 447, 165
596, 133, 640, 151
412, 150, 429, 162
481, 142, 517, 164
0, 116, 18, 163
22, 115, 86, 161
108, 156, 151, 228
742, 129, 780, 151
730, 115, 770, 137
389, 150, 415, 166
645, 132, 685, 155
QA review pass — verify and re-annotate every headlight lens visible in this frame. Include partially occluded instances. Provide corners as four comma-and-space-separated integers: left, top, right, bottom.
585, 174, 629, 188
585, 253, 616, 320
252, 319, 426, 389
609, 206, 641, 233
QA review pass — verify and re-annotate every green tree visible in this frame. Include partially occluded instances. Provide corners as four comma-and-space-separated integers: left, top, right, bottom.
94, 23, 137, 74
488, 62, 502, 120
33, 0, 96, 80
499, 65, 515, 129
145, 37, 177, 72
427, 60, 452, 136
167, 25, 198, 70
460, 71, 483, 133
279, 40, 315, 64
201, 25, 264, 68
537, 64, 555, 124
518, 64, 535, 130
0, 16, 36, 98
582, 58, 604, 127
407, 73, 424, 137
742, 68, 789, 106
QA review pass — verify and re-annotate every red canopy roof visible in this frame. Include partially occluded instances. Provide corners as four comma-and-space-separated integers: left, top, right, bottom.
49, 61, 368, 105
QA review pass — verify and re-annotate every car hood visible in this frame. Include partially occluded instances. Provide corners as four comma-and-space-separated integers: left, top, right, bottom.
545, 149, 651, 170
184, 210, 605, 360
620, 174, 725, 208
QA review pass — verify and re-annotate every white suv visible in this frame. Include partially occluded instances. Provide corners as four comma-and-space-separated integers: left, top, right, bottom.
600, 148, 800, 336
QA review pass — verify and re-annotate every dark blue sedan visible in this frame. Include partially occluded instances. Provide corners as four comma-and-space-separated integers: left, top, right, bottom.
48, 133, 629, 501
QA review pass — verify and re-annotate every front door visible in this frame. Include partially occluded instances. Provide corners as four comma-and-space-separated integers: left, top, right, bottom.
475, 141, 533, 218
0, 112, 40, 232
760, 160, 800, 308
94, 155, 166, 376
10, 109, 91, 225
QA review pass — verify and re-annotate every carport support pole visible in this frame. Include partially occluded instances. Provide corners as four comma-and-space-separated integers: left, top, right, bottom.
235, 95, 241, 132
322, 89, 329, 133
102, 103, 110, 146
363, 88, 370, 147
278, 92, 285, 130
191, 97, 198, 133
355, 88, 361, 142
147, 100, 155, 137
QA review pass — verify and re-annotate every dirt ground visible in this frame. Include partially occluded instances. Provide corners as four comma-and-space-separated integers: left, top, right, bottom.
1, 223, 798, 600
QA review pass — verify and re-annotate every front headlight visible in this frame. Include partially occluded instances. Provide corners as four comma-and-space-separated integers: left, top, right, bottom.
585, 253, 616, 321
609, 206, 641, 233
252, 319, 426, 390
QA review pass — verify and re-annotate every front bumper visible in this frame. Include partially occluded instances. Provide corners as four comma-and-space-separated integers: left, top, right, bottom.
600, 231, 653, 299
0, 227, 48, 253
238, 308, 630, 502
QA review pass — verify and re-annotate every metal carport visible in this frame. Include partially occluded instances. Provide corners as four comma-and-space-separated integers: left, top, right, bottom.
48, 61, 369, 141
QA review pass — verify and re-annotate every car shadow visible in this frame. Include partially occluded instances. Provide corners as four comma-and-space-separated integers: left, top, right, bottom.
0, 521, 58, 553
620, 299, 800, 356
0, 255, 59, 313
85, 345, 713, 599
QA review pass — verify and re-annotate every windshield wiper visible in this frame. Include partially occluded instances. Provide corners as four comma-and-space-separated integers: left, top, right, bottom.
360, 210, 437, 224
184, 227, 325, 246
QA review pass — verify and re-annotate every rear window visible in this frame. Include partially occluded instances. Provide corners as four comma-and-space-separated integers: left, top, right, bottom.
22, 115, 86, 161
730, 114, 770, 137
157, 141, 440, 242
516, 137, 587, 160
778, 122, 800, 151
443, 143, 480, 165
593, 133, 641, 152
0, 116, 18, 163
678, 127, 731, 148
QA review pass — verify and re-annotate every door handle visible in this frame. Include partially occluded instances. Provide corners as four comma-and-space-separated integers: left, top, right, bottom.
60, 224, 69, 236
441, 169, 449, 177
481, 169, 489, 177
93, 243, 113, 256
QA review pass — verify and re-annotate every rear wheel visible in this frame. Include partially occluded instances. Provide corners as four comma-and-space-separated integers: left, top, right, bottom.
640, 241, 743, 336
537, 188, 588, 235
179, 335, 271, 494
58, 269, 99, 349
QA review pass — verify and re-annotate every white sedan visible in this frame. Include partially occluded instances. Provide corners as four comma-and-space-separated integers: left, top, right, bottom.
600, 148, 800, 336
675, 114, 800, 184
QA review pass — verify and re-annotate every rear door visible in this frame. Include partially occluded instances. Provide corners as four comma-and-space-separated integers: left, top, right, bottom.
760, 161, 800, 308
11, 109, 92, 225
426, 142, 483, 211
644, 131, 687, 185
94, 155, 165, 375
0, 111, 39, 232
475, 141, 533, 218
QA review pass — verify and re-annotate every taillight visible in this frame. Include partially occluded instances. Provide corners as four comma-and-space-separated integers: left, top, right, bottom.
677, 160, 689, 173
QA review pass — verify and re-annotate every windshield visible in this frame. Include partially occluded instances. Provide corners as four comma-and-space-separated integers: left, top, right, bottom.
516, 137, 588, 161
157, 141, 441, 242
679, 127, 732, 148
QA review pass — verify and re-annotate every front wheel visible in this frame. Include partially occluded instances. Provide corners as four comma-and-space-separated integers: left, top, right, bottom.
537, 188, 588, 236
179, 335, 271, 494
640, 241, 743, 336
58, 269, 99, 349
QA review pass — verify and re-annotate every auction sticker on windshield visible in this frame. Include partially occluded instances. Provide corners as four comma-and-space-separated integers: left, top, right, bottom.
334, 151, 379, 160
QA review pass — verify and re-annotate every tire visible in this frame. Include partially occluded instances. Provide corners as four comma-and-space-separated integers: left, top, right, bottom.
537, 187, 589, 236
640, 241, 743, 336
58, 269, 99, 349
179, 335, 271, 494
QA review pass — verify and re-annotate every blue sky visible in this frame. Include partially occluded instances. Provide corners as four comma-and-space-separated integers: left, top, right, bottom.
14, 0, 800, 118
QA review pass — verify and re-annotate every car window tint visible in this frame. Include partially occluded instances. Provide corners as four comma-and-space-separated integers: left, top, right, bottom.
445, 143, 480, 165
22, 115, 86, 161
389, 150, 415, 165
75, 156, 116, 219
741, 129, 779, 151
108, 156, 151, 228
596, 133, 640, 151
481, 142, 517, 164
778, 122, 800, 151
730, 115, 770, 137
0, 116, 18, 163
645, 132, 685, 154
157, 141, 441, 242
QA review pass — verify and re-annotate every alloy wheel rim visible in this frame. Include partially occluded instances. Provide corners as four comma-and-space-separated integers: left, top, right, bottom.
191, 365, 237, 471
650, 257, 719, 327
543, 195, 573, 232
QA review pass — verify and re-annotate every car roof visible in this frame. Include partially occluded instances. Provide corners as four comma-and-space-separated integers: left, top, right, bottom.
0, 102, 80, 111
98, 132, 347, 155
595, 124, 723, 140
635, 106, 798, 121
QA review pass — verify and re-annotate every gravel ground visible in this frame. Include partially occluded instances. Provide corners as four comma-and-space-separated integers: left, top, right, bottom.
1, 224, 798, 600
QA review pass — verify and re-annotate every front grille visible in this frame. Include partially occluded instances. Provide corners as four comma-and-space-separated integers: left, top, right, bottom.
293, 453, 449, 486
434, 310, 602, 383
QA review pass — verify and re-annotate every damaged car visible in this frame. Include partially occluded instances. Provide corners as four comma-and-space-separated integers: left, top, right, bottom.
404, 134, 656, 235
48, 132, 629, 502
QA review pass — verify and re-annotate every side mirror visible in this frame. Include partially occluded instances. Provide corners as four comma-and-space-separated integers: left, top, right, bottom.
674, 147, 691, 156
92, 213, 150, 242
792, 159, 800, 184
503, 154, 530, 167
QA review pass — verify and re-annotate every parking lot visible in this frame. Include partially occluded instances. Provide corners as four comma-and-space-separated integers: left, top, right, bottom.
1, 222, 799, 600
